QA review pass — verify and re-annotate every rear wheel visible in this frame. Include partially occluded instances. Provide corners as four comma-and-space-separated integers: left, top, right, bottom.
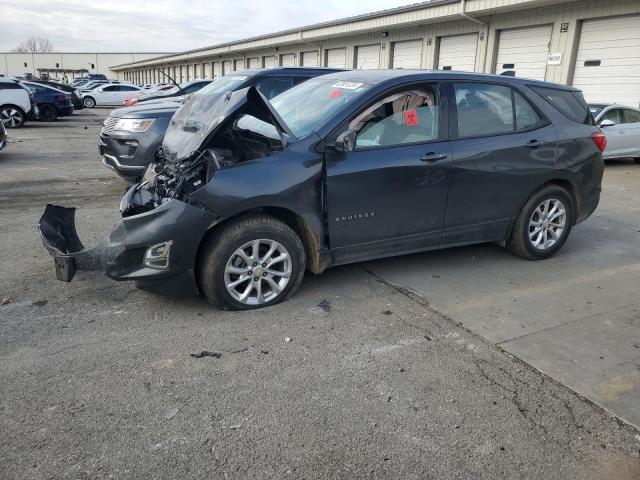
83, 96, 96, 108
0, 105, 25, 128
197, 215, 306, 310
507, 185, 574, 260
39, 104, 58, 122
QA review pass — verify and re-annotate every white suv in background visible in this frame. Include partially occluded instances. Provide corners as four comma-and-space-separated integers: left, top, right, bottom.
0, 77, 36, 128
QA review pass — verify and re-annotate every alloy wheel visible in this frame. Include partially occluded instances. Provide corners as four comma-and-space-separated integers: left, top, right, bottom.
0, 108, 23, 128
528, 198, 567, 251
224, 239, 292, 305
83, 97, 95, 108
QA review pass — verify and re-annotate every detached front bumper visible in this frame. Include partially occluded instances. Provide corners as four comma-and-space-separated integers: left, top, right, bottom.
38, 187, 221, 297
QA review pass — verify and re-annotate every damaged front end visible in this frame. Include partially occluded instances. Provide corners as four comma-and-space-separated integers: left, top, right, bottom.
38, 86, 291, 297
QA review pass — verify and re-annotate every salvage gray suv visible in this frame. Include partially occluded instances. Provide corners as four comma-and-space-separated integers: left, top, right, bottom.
40, 70, 605, 310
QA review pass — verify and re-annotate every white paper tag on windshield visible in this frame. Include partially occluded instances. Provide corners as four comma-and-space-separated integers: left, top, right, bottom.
331, 81, 364, 90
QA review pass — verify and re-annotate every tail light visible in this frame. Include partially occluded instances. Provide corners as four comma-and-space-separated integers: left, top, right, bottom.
130, 98, 139, 106
591, 131, 607, 152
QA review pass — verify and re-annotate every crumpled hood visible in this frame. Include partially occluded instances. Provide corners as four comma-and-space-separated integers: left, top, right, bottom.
161, 86, 293, 163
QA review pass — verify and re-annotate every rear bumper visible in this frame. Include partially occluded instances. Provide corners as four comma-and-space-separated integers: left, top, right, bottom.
38, 189, 221, 297
57, 105, 74, 116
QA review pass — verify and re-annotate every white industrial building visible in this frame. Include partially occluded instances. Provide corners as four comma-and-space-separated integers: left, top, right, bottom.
112, 0, 637, 107
0, 52, 171, 80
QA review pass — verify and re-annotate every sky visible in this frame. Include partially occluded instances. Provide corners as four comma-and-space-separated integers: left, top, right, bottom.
1, 0, 425, 53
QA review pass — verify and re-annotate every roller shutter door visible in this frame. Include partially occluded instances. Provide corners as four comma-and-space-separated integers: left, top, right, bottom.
301, 51, 318, 67
572, 16, 640, 106
438, 33, 478, 71
222, 60, 232, 75
234, 59, 244, 71
392, 40, 423, 69
248, 57, 260, 69
263, 56, 276, 68
280, 53, 296, 66
355, 44, 380, 69
326, 48, 347, 68
496, 25, 551, 80
213, 62, 221, 78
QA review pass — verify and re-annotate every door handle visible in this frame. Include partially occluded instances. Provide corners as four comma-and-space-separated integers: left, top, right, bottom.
526, 139, 545, 148
420, 152, 448, 162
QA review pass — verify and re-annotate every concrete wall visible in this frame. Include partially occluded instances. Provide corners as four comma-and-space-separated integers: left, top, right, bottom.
0, 53, 171, 79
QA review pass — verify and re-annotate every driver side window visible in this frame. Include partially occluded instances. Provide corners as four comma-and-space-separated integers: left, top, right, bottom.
601, 109, 622, 124
350, 87, 439, 149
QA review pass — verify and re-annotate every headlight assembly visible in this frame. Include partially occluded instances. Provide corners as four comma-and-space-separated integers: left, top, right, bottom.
115, 118, 155, 133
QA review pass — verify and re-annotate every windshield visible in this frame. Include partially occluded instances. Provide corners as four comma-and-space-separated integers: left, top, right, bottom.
270, 77, 372, 138
196, 76, 250, 95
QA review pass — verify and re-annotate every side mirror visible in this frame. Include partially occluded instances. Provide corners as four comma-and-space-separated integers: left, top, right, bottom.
599, 119, 615, 128
333, 129, 357, 152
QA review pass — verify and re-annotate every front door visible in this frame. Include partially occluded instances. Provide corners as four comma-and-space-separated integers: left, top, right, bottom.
599, 108, 626, 158
326, 84, 451, 251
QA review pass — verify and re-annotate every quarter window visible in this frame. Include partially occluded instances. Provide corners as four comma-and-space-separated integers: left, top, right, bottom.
257, 77, 293, 99
454, 83, 513, 137
351, 87, 439, 149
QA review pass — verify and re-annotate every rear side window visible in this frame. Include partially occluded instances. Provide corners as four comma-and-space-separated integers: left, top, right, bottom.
514, 91, 541, 130
529, 85, 593, 125
454, 83, 513, 137
0, 82, 24, 90
623, 109, 640, 123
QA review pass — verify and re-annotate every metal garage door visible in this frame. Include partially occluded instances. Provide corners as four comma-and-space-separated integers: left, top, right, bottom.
248, 57, 260, 69
222, 60, 232, 75
572, 16, 640, 106
301, 51, 318, 67
496, 25, 552, 80
438, 33, 477, 71
234, 59, 244, 71
392, 40, 423, 69
263, 56, 276, 68
326, 48, 347, 68
213, 62, 221, 78
355, 44, 380, 69
280, 53, 295, 66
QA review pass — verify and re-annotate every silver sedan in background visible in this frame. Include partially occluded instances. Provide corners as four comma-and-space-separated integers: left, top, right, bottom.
590, 103, 640, 163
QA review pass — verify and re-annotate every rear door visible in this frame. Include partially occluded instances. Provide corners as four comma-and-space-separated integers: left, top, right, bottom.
326, 82, 451, 250
598, 108, 626, 158
444, 81, 558, 245
620, 109, 640, 157
97, 85, 118, 105
114, 85, 140, 104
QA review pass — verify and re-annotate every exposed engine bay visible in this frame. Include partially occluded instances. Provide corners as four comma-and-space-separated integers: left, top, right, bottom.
122, 115, 283, 218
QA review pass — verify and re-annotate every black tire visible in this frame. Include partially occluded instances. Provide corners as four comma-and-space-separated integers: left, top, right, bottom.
83, 96, 96, 108
507, 184, 574, 260
0, 105, 25, 128
39, 104, 58, 122
197, 214, 306, 310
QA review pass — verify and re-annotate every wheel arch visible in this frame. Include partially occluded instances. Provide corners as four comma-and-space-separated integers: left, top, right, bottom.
0, 103, 26, 114
196, 206, 326, 275
506, 177, 580, 239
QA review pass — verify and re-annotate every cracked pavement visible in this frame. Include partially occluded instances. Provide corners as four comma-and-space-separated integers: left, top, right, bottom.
1, 110, 639, 479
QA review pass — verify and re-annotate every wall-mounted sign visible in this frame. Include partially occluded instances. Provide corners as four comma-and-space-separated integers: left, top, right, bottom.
560, 23, 569, 33
547, 52, 562, 65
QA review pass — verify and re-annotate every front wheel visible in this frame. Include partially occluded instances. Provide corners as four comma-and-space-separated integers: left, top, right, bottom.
507, 185, 574, 260
0, 106, 25, 128
83, 96, 96, 108
197, 215, 306, 310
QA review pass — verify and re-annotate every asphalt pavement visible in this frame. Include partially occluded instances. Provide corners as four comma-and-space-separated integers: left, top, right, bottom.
0, 110, 639, 479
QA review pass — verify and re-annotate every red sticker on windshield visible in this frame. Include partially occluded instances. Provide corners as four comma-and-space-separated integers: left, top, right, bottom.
404, 109, 418, 126
329, 89, 344, 98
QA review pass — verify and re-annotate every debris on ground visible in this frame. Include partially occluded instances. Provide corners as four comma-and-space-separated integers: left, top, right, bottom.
0, 297, 13, 306
382, 310, 392, 315
220, 345, 248, 353
284, 337, 292, 342
164, 408, 179, 420
33, 300, 48, 307
318, 299, 332, 312
190, 351, 222, 359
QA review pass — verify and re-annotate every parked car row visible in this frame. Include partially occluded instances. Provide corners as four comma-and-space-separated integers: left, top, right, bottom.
100, 69, 331, 180
41, 68, 613, 311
